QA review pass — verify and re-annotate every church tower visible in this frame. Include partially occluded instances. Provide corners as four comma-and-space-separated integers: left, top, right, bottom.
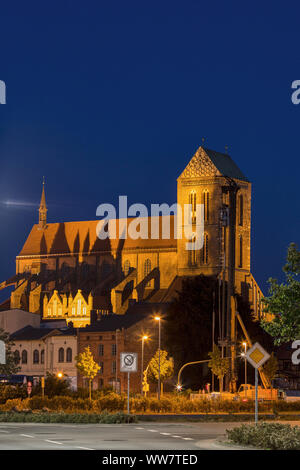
38, 178, 47, 229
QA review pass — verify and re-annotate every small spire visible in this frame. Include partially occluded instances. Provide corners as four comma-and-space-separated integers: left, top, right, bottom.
201, 137, 205, 146
38, 178, 47, 229
225, 145, 229, 154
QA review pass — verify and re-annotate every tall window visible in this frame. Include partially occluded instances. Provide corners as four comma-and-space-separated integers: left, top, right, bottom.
41, 349, 45, 364
99, 344, 104, 356
66, 348, 72, 362
112, 360, 117, 374
189, 191, 197, 223
77, 299, 81, 315
203, 190, 209, 222
189, 235, 197, 266
21, 350, 27, 364
33, 350, 39, 364
123, 260, 130, 277
144, 259, 151, 287
99, 362, 104, 374
239, 235, 243, 268
239, 194, 243, 226
58, 347, 64, 363
201, 233, 208, 264
112, 344, 117, 356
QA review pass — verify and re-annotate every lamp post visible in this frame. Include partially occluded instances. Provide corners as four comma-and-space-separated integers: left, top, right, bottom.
141, 335, 148, 394
155, 316, 161, 400
242, 342, 247, 398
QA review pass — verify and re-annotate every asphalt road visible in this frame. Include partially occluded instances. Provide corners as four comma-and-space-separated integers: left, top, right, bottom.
0, 421, 241, 450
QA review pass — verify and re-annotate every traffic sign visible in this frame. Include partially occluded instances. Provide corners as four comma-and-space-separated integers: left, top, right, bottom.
0, 340, 5, 365
120, 352, 138, 373
246, 342, 270, 369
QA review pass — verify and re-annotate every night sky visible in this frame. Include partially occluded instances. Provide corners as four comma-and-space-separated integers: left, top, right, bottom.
0, 1, 300, 300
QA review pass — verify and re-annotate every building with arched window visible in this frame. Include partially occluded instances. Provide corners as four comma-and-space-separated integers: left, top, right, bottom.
10, 325, 78, 389
2, 144, 263, 332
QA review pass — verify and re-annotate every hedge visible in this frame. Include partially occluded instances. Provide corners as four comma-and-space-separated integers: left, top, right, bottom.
0, 411, 137, 424
227, 422, 300, 450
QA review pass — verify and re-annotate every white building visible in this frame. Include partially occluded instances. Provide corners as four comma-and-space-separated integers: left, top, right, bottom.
10, 325, 78, 389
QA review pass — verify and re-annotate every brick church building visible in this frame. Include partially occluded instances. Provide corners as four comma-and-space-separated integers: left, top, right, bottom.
0, 145, 263, 328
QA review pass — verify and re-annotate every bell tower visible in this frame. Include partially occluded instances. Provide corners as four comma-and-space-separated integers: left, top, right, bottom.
38, 177, 47, 229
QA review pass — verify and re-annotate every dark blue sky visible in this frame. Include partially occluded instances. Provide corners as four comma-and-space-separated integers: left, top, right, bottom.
0, 0, 299, 299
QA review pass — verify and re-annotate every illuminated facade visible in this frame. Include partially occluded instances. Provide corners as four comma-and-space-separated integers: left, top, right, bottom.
1, 145, 264, 323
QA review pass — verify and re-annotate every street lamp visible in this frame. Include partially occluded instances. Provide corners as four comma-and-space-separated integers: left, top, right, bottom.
57, 372, 63, 379
141, 335, 149, 394
154, 316, 161, 400
242, 342, 247, 398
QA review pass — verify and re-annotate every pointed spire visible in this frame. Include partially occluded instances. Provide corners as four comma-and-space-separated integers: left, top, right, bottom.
38, 177, 48, 229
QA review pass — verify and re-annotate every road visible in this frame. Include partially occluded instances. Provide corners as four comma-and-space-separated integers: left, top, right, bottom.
0, 421, 241, 450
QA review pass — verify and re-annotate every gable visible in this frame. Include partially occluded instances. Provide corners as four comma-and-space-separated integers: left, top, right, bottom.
179, 146, 249, 182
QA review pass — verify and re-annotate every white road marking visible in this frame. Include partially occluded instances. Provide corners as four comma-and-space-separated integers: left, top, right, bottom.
172, 435, 182, 438
76, 446, 94, 450
45, 439, 63, 445
0, 430, 9, 433
183, 437, 194, 441
135, 427, 144, 429
20, 434, 34, 438
148, 429, 159, 432
160, 432, 171, 435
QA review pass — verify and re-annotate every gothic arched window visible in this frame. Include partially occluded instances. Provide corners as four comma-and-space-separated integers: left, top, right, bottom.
239, 235, 243, 268
123, 260, 130, 277
239, 194, 243, 226
21, 350, 27, 364
144, 259, 152, 287
189, 235, 197, 266
203, 190, 209, 222
66, 348, 72, 363
41, 349, 45, 364
58, 347, 64, 363
189, 191, 197, 223
201, 233, 209, 264
33, 349, 39, 364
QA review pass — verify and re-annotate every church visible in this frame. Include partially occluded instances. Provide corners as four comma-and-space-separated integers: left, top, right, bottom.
0, 145, 263, 328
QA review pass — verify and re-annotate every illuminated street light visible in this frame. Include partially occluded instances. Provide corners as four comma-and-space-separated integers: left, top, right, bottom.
141, 335, 149, 394
154, 316, 161, 400
176, 384, 182, 392
57, 372, 63, 379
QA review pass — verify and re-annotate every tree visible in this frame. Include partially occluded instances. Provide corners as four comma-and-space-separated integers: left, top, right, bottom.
75, 346, 100, 400
261, 243, 300, 345
0, 328, 20, 376
164, 275, 215, 388
262, 353, 278, 389
34, 372, 71, 398
147, 350, 174, 393
208, 345, 229, 393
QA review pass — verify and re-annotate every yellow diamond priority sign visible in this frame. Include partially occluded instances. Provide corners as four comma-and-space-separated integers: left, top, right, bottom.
245, 342, 270, 369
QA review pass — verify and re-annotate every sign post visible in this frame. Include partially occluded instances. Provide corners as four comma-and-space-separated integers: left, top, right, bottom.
0, 340, 5, 365
41, 376, 45, 398
245, 342, 270, 424
120, 352, 138, 415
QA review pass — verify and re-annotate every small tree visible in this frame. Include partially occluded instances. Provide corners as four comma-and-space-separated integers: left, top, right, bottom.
208, 345, 229, 393
263, 352, 278, 390
147, 350, 174, 394
0, 328, 20, 376
75, 346, 100, 400
261, 243, 300, 344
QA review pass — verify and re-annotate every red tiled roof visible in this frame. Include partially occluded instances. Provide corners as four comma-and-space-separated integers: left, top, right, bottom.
18, 216, 177, 257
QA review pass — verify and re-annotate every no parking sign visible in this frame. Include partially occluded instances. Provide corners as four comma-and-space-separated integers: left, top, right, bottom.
120, 352, 138, 373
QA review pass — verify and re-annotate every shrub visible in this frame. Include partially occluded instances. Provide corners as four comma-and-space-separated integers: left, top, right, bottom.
227, 422, 300, 450
0, 411, 137, 424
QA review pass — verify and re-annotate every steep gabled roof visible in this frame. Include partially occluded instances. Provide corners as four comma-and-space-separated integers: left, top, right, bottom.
18, 216, 177, 257
179, 146, 249, 182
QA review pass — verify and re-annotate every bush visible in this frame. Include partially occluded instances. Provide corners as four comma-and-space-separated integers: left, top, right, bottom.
0, 411, 137, 424
227, 422, 300, 450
